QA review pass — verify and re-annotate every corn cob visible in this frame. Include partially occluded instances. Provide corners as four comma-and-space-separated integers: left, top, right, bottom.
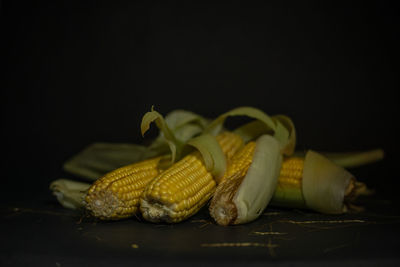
85, 156, 166, 220
210, 141, 370, 225
140, 132, 244, 223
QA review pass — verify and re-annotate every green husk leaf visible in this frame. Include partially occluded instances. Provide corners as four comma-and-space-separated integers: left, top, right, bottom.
272, 115, 296, 156
233, 135, 283, 224
233, 120, 272, 143
185, 134, 227, 181
319, 149, 384, 168
148, 109, 214, 153
205, 106, 277, 135
204, 106, 295, 155
272, 119, 290, 153
141, 108, 182, 163
293, 149, 384, 168
302, 150, 354, 214
165, 109, 210, 130
50, 179, 91, 209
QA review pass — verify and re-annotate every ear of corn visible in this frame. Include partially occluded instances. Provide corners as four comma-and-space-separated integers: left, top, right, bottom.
140, 132, 244, 223
209, 141, 257, 226
53, 107, 381, 226
85, 156, 166, 220
210, 135, 282, 225
211, 146, 372, 225
271, 150, 380, 211
272, 153, 372, 213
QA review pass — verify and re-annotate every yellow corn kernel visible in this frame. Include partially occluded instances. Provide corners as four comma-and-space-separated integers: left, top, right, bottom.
140, 132, 244, 223
278, 157, 304, 186
271, 157, 305, 209
220, 141, 256, 184
85, 156, 164, 220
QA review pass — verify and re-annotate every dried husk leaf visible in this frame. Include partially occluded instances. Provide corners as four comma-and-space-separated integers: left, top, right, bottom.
50, 179, 91, 209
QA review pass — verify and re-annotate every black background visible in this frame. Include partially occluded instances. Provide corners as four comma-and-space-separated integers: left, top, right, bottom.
1, 2, 400, 265
2, 1, 399, 199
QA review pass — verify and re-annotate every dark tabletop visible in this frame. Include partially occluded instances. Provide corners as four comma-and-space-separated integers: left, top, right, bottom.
2, 161, 400, 267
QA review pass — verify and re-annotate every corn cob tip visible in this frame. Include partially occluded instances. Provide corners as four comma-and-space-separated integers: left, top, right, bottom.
343, 178, 374, 212
85, 189, 130, 220
209, 201, 237, 226
140, 199, 171, 223
209, 172, 244, 226
84, 157, 164, 220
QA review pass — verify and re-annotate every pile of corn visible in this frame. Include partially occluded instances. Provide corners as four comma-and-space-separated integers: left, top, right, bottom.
50, 107, 383, 226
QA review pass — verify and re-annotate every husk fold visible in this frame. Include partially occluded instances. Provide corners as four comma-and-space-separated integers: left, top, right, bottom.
141, 107, 183, 164
185, 134, 227, 181
233, 135, 283, 224
205, 106, 295, 156
302, 150, 356, 214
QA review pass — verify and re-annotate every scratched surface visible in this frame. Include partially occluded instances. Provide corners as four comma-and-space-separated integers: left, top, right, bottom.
1, 192, 400, 266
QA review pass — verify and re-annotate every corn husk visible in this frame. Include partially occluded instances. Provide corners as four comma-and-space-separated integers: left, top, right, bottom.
50, 179, 90, 209
204, 107, 294, 155
185, 134, 227, 181
302, 150, 357, 214
293, 149, 384, 169
63, 109, 212, 180
319, 149, 384, 168
233, 135, 283, 223
141, 108, 183, 163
